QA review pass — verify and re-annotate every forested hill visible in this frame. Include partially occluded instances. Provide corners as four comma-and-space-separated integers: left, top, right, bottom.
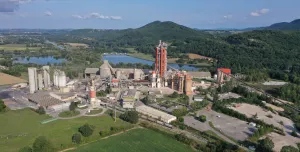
67, 21, 211, 45
265, 19, 300, 30
167, 30, 300, 74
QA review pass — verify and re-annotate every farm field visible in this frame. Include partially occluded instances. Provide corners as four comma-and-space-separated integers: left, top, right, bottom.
0, 72, 27, 86
0, 109, 132, 152
0, 44, 40, 51
64, 43, 89, 48
70, 128, 194, 152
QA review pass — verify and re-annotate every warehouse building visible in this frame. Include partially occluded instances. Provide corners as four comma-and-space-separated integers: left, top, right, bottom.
136, 105, 177, 123
188, 71, 211, 79
121, 89, 139, 109
27, 92, 76, 111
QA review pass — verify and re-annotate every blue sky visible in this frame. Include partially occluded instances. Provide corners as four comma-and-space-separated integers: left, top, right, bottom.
0, 0, 299, 29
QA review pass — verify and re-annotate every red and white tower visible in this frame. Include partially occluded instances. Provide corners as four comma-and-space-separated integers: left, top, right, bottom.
90, 80, 97, 108
155, 40, 167, 78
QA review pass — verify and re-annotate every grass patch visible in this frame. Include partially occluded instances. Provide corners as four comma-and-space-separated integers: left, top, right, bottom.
86, 109, 103, 115
59, 110, 80, 118
0, 108, 132, 152
70, 128, 194, 152
0, 44, 40, 51
126, 48, 155, 61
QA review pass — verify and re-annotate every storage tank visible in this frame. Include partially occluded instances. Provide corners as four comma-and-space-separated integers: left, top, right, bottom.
58, 71, 66, 87
42, 66, 50, 88
53, 70, 58, 87
100, 60, 112, 78
28, 67, 37, 94
116, 70, 121, 79
134, 69, 141, 80
38, 73, 43, 90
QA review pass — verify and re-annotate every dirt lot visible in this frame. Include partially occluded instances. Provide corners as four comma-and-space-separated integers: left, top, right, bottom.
229, 103, 300, 151
0, 72, 27, 86
265, 103, 284, 112
266, 132, 299, 152
187, 53, 213, 60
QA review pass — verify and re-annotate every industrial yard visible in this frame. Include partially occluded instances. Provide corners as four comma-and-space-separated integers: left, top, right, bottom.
1, 39, 299, 152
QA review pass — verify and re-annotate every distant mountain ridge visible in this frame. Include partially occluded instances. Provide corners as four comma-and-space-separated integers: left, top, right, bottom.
265, 19, 300, 30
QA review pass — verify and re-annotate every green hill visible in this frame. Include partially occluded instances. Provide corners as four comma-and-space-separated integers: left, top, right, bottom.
67, 21, 211, 46
266, 19, 300, 30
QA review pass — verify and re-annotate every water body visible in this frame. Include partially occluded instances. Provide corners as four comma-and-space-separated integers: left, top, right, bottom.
103, 55, 200, 71
14, 56, 65, 65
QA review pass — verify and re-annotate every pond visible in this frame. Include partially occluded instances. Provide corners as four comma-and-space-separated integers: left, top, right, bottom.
103, 55, 200, 71
14, 56, 65, 65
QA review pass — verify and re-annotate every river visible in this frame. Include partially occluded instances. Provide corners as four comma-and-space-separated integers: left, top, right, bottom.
103, 55, 200, 71
14, 56, 65, 65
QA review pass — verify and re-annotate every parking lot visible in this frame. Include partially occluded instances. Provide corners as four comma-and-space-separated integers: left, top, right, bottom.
0, 88, 37, 110
185, 109, 256, 142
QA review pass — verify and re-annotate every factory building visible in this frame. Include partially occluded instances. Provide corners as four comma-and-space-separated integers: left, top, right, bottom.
168, 71, 193, 95
188, 71, 211, 79
121, 89, 139, 109
136, 105, 177, 123
217, 68, 231, 84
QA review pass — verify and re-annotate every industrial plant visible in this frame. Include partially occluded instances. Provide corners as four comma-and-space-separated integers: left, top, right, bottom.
3, 40, 232, 126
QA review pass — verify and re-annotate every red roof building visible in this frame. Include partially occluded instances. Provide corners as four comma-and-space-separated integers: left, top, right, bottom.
217, 68, 231, 75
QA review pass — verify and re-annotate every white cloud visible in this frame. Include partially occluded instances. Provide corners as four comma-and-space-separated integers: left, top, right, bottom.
72, 12, 122, 20
223, 15, 233, 19
260, 8, 269, 14
250, 8, 270, 17
44, 11, 52, 16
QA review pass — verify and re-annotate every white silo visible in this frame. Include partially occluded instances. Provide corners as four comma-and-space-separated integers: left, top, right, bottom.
100, 60, 112, 78
28, 67, 37, 94
58, 71, 66, 87
134, 69, 142, 80
38, 73, 44, 90
42, 66, 50, 88
53, 70, 58, 87
116, 70, 121, 79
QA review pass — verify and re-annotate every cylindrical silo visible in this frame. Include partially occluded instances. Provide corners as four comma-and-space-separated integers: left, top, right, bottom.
134, 69, 141, 80
116, 70, 121, 79
28, 67, 37, 94
42, 66, 50, 88
38, 73, 43, 90
58, 71, 66, 87
53, 70, 58, 87
100, 60, 112, 78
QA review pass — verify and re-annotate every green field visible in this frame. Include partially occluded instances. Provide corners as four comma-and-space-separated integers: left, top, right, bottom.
0, 44, 40, 51
126, 48, 155, 61
0, 109, 132, 152
71, 128, 194, 152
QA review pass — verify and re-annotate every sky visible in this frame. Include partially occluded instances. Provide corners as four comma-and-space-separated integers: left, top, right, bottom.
0, 0, 300, 29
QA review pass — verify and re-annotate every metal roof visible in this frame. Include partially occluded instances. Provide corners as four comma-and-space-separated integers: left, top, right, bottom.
136, 105, 177, 123
27, 92, 69, 107
85, 68, 99, 74
188, 72, 211, 78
